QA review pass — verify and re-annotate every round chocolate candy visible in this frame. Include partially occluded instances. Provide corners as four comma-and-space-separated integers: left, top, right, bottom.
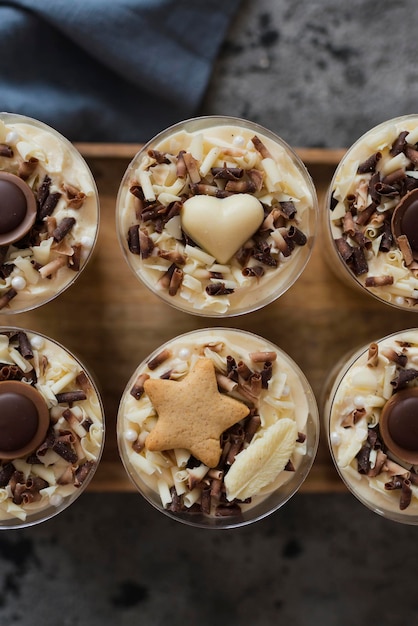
380, 387, 418, 464
0, 171, 37, 246
0, 380, 50, 459
391, 188, 418, 259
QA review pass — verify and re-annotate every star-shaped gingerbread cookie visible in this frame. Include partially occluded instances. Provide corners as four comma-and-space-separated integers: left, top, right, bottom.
144, 357, 250, 467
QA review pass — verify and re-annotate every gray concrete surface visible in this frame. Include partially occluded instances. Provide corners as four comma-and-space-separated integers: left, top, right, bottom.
2, 1, 418, 625
201, 0, 418, 149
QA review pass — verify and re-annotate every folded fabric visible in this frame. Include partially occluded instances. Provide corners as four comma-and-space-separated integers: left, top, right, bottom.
0, 0, 241, 141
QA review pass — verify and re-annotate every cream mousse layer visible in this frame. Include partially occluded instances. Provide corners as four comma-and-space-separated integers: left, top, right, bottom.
117, 119, 316, 316
328, 115, 418, 309
0, 115, 98, 313
118, 328, 318, 522
328, 330, 418, 521
0, 329, 104, 526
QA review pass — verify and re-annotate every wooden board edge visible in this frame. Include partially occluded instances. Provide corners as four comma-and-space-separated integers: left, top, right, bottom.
75, 143, 347, 166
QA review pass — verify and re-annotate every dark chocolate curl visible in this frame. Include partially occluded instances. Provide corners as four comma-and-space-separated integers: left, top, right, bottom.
53, 217, 76, 243
0, 144, 13, 158
390, 131, 409, 156
335, 237, 353, 262
352, 246, 368, 275
55, 390, 87, 404
39, 191, 62, 220
391, 369, 418, 391
287, 225, 307, 246
18, 331, 34, 360
127, 225, 140, 254
357, 152, 382, 174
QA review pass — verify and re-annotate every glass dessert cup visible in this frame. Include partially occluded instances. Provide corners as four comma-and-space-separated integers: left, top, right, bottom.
323, 328, 418, 524
116, 115, 318, 317
0, 112, 100, 314
117, 328, 319, 529
0, 327, 105, 529
323, 114, 418, 311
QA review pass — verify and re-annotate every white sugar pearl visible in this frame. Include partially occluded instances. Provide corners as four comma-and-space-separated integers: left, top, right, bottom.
30, 335, 44, 350
178, 347, 190, 359
394, 296, 405, 307
124, 429, 138, 442
330, 431, 341, 446
11, 276, 26, 291
232, 135, 245, 147
353, 395, 365, 408
50, 494, 64, 507
5, 130, 19, 145
81, 235, 94, 249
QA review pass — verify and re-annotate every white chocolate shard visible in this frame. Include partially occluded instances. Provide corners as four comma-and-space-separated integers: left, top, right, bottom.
224, 417, 298, 501
182, 193, 264, 264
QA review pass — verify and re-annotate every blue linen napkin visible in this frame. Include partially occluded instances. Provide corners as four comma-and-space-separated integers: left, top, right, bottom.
0, 0, 241, 141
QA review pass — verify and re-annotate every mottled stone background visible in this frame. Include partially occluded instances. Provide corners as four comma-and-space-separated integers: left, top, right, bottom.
201, 0, 418, 148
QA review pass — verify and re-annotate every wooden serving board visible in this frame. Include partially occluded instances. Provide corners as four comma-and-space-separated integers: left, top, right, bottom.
3, 145, 418, 494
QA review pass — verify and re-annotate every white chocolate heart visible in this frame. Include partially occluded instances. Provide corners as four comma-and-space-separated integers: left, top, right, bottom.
181, 193, 264, 264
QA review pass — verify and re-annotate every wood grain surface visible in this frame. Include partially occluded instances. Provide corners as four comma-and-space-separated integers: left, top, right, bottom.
3, 145, 417, 493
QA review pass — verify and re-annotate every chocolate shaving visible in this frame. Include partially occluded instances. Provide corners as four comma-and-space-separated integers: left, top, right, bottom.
225, 179, 256, 193
147, 349, 172, 371
341, 407, 366, 428
215, 502, 244, 517
63, 184, 86, 209
250, 351, 277, 363
279, 201, 297, 219
212, 166, 244, 180
335, 237, 353, 262
252, 240, 277, 267
0, 144, 13, 158
52, 439, 78, 463
147, 149, 170, 164
168, 267, 183, 296
74, 461, 94, 487
127, 225, 140, 254
130, 373, 150, 400
68, 243, 82, 272
367, 342, 379, 367
53, 217, 76, 243
397, 234, 414, 266
0, 288, 17, 310
356, 442, 372, 474
18, 331, 33, 360
379, 220, 394, 252
342, 211, 356, 236
286, 225, 307, 246
400, 479, 412, 510
405, 145, 418, 166
55, 390, 87, 404
38, 191, 62, 220
391, 369, 418, 391
18, 157, 39, 180
181, 152, 201, 184
242, 265, 265, 278
0, 463, 15, 487
352, 246, 368, 275
244, 414, 261, 443
138, 229, 155, 259
190, 182, 231, 198
365, 275, 394, 287
251, 135, 272, 159
381, 348, 408, 367
357, 151, 382, 174
247, 169, 264, 192
390, 131, 409, 156
205, 282, 234, 296
374, 182, 399, 197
